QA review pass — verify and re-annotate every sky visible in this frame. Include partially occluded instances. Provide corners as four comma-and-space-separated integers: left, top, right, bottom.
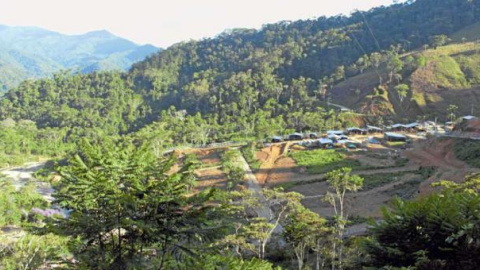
0, 0, 396, 48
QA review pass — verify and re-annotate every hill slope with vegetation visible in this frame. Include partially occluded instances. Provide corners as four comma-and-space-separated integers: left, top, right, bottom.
0, 25, 159, 91
1, 0, 480, 159
3, 0, 480, 269
330, 39, 480, 121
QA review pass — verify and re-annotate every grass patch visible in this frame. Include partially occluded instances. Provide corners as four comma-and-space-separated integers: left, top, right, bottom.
455, 54, 480, 85
423, 42, 478, 58
417, 166, 436, 178
360, 165, 427, 192
411, 91, 427, 107
290, 149, 362, 174
385, 178, 423, 200
0, 154, 46, 168
386, 141, 406, 147
274, 176, 327, 190
275, 182, 301, 190
425, 93, 442, 103
433, 55, 468, 89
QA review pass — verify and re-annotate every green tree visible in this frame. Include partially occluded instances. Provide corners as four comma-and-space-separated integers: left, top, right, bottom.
355, 55, 370, 74
333, 66, 346, 82
218, 188, 302, 260
52, 138, 220, 269
386, 51, 404, 84
192, 254, 279, 270
324, 168, 363, 270
394, 84, 410, 103
284, 205, 328, 270
447, 104, 459, 122
221, 149, 245, 190
429, 34, 450, 49
363, 191, 480, 269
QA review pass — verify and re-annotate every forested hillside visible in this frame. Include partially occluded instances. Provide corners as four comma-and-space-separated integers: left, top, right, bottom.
131, 0, 480, 118
1, 0, 480, 158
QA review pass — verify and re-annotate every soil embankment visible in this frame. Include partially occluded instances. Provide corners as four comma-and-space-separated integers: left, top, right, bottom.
405, 138, 478, 193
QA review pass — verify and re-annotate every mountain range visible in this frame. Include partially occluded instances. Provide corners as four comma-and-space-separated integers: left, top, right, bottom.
0, 25, 160, 91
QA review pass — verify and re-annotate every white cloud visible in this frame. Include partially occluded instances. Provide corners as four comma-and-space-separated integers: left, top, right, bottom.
0, 0, 395, 47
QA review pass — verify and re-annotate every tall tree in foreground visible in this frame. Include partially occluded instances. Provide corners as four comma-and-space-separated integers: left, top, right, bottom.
284, 205, 328, 270
362, 173, 480, 269
363, 193, 480, 269
218, 188, 303, 260
324, 168, 363, 270
51, 138, 221, 269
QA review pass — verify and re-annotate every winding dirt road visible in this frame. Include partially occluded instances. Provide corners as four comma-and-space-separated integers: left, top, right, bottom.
237, 154, 284, 233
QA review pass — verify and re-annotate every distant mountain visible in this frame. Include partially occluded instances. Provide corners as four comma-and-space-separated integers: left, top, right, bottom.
0, 25, 160, 91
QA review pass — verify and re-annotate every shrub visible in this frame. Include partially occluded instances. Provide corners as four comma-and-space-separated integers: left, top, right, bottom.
452, 139, 480, 168
0, 233, 70, 270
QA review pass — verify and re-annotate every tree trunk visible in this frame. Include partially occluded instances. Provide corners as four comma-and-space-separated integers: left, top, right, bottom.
331, 241, 336, 270
315, 241, 323, 270
261, 241, 266, 260
297, 255, 304, 270
338, 239, 343, 270
158, 237, 169, 270
295, 244, 305, 270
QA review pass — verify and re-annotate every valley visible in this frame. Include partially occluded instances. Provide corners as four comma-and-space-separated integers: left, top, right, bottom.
2, 0, 480, 268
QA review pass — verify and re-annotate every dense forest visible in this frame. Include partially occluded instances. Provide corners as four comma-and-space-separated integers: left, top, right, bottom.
1, 0, 480, 161
2, 0, 480, 268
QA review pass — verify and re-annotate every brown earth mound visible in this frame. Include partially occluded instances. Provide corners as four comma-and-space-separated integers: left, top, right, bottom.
254, 144, 283, 185
466, 119, 480, 133
254, 143, 312, 186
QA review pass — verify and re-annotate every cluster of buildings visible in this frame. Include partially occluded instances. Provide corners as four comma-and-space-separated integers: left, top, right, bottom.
271, 128, 376, 149
270, 115, 479, 148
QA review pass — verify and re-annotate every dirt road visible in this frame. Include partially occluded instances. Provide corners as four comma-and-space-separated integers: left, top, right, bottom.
237, 154, 284, 233
0, 162, 52, 201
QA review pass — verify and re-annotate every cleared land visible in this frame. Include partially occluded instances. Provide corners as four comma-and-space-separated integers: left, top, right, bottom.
251, 135, 479, 220
405, 138, 479, 194
173, 148, 229, 190
330, 42, 480, 119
